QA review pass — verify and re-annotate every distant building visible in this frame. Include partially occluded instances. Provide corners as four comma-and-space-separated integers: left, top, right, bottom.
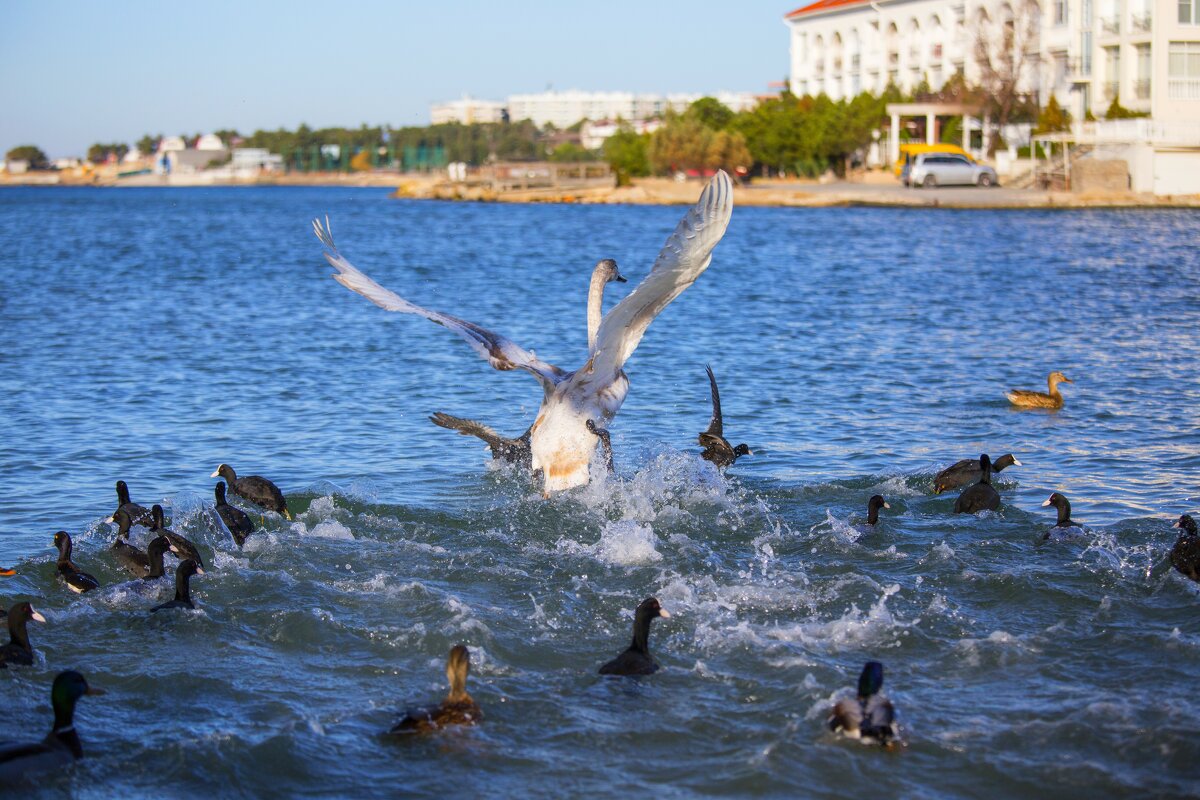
195, 133, 225, 151
502, 90, 760, 129
5, 159, 30, 174
157, 136, 187, 153
580, 119, 662, 149
231, 148, 284, 172
431, 96, 507, 125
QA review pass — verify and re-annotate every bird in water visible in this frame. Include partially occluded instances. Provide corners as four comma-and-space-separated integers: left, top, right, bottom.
109, 509, 152, 578
389, 644, 482, 733
210, 464, 291, 520
1007, 371, 1073, 409
586, 419, 614, 473
1041, 492, 1082, 537
0, 671, 104, 783
0, 603, 46, 668
827, 661, 900, 747
141, 536, 172, 581
954, 455, 1001, 514
934, 453, 1021, 494
698, 364, 752, 468
1170, 514, 1200, 583
314, 171, 734, 494
111, 479, 154, 528
51, 532, 99, 594
429, 412, 532, 467
149, 505, 205, 570
863, 495, 891, 527
598, 597, 670, 676
214, 481, 255, 546
151, 559, 204, 612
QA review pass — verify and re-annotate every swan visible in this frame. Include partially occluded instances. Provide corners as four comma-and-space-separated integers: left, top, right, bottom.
313, 170, 734, 493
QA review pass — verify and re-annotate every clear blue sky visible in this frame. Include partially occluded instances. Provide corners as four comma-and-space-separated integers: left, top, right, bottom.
1, 1, 792, 158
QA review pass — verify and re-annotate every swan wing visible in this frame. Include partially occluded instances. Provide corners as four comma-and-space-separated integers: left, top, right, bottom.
703, 363, 723, 438
314, 217, 567, 393
585, 171, 733, 384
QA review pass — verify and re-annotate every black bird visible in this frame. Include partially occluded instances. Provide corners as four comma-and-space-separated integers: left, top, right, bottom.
211, 464, 291, 520
149, 505, 204, 570
586, 419, 615, 473
828, 661, 899, 746
51, 532, 99, 594
142, 536, 172, 581
0, 603, 46, 668
429, 413, 532, 466
111, 480, 154, 528
389, 645, 482, 733
954, 454, 1001, 514
598, 597, 670, 676
1170, 514, 1200, 583
699, 365, 751, 468
934, 453, 1021, 494
1041, 492, 1081, 535
151, 560, 204, 612
214, 482, 255, 546
864, 495, 891, 526
0, 671, 104, 782
0, 569, 10, 620
109, 509, 151, 577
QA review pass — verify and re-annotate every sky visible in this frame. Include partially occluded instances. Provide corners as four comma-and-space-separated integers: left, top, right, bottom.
0, 1, 793, 158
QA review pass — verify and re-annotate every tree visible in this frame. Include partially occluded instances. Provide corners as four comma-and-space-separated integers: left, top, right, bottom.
972, 0, 1039, 155
1103, 95, 1147, 119
349, 149, 373, 171
548, 142, 596, 163
5, 145, 48, 168
1033, 95, 1071, 134
136, 134, 162, 155
704, 129, 752, 174
648, 114, 711, 174
602, 125, 650, 185
86, 143, 129, 164
685, 97, 734, 130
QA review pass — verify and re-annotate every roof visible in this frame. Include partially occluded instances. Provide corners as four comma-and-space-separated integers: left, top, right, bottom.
784, 0, 872, 19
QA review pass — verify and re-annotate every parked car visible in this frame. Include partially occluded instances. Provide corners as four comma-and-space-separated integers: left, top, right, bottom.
904, 153, 999, 188
893, 142, 972, 177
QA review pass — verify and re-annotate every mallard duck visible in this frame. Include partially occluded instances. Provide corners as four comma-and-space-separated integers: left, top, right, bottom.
1170, 514, 1200, 583
151, 560, 204, 612
954, 455, 1001, 514
828, 661, 899, 746
111, 480, 154, 528
51, 532, 99, 594
149, 505, 204, 570
429, 413, 532, 466
934, 454, 1021, 494
214, 481, 255, 546
210, 464, 291, 520
598, 597, 670, 676
389, 645, 482, 733
1007, 372, 1072, 409
698, 365, 751, 468
0, 671, 104, 782
0, 603, 46, 668
1041, 492, 1082, 536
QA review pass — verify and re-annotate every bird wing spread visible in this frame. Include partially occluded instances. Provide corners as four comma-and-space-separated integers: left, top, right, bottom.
703, 364, 724, 438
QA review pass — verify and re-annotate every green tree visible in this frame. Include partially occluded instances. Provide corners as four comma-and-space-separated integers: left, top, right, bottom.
86, 143, 129, 164
685, 97, 734, 130
602, 126, 650, 185
1033, 95, 1072, 134
1103, 94, 1148, 119
548, 142, 596, 163
136, 134, 162, 154
5, 145, 49, 168
648, 114, 712, 174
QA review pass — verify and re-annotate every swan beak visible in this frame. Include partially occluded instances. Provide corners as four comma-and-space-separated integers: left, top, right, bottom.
658, 608, 671, 618
1012, 458, 1023, 466
195, 567, 205, 575
31, 609, 46, 623
614, 274, 627, 283
210, 470, 220, 478
1041, 498, 1052, 507
883, 502, 891, 509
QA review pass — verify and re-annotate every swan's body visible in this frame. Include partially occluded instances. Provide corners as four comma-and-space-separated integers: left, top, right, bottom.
314, 172, 733, 493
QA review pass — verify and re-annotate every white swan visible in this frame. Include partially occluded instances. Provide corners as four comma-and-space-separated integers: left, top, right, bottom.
313, 170, 734, 493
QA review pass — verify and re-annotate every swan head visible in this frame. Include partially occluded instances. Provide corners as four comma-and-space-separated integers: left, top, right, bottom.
596, 258, 626, 284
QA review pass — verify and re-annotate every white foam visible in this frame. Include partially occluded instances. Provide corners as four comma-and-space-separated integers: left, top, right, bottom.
589, 520, 663, 566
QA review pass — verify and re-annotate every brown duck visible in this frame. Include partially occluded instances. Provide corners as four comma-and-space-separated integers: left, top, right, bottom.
1007, 371, 1072, 409
390, 644, 482, 732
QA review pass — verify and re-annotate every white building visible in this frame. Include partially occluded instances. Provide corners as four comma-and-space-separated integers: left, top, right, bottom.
430, 95, 506, 125
580, 119, 662, 149
504, 90, 759, 129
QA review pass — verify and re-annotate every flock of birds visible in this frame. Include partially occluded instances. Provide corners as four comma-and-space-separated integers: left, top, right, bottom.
4, 172, 1199, 780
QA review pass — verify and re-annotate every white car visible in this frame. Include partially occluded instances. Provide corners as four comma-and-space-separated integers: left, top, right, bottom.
906, 153, 999, 188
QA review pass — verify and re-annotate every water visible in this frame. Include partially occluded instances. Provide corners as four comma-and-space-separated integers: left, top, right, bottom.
1, 186, 1198, 797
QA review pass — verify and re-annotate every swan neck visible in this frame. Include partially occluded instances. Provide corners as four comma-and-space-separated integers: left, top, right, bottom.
587, 267, 609, 353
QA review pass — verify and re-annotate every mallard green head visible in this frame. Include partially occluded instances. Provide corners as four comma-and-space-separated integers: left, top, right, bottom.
52, 670, 104, 714
857, 661, 884, 698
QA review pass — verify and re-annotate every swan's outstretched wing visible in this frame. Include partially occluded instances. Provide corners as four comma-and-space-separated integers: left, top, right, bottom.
585, 171, 733, 384
702, 364, 723, 438
314, 217, 567, 394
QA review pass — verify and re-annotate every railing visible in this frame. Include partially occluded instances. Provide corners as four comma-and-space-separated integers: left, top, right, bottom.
1073, 118, 1200, 144
1130, 11, 1151, 31
908, 46, 920, 63
851, 54, 861, 70
1068, 57, 1092, 79
1100, 16, 1120, 34
1168, 78, 1200, 100
1134, 78, 1151, 99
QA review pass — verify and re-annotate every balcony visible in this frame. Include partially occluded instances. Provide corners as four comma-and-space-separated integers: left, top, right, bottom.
1168, 78, 1200, 100
1068, 58, 1092, 81
1130, 11, 1151, 32
931, 43, 943, 62
1104, 80, 1119, 100
1134, 78, 1151, 99
1100, 16, 1120, 35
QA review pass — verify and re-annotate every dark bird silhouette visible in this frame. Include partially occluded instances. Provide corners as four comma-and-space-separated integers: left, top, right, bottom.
828, 661, 899, 746
151, 560, 204, 612
111, 480, 154, 528
0, 603, 46, 668
109, 509, 151, 577
699, 365, 751, 468
211, 464, 291, 520
149, 505, 204, 570
214, 481, 255, 546
934, 453, 1021, 494
51, 532, 99, 594
0, 671, 104, 781
429, 413, 532, 466
864, 495, 891, 526
389, 645, 482, 733
954, 454, 1001, 514
1170, 514, 1200, 583
598, 597, 670, 676
1041, 492, 1081, 536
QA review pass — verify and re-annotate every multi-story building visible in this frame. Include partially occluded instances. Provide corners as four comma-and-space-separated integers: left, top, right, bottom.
430, 91, 760, 131
430, 96, 507, 125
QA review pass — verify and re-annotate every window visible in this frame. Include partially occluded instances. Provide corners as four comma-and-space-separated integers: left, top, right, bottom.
1169, 41, 1200, 98
1055, 0, 1068, 24
1136, 44, 1152, 98
1105, 46, 1121, 99
1181, 0, 1198, 24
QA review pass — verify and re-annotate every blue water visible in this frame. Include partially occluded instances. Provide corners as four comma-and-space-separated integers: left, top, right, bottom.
1, 186, 1198, 797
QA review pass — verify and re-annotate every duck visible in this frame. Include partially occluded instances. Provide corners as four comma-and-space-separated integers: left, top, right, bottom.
1007, 371, 1072, 409
0, 671, 104, 782
389, 645, 482, 733
429, 413, 533, 467
142, 536, 172, 581
111, 479, 154, 528
1041, 492, 1082, 537
586, 419, 614, 473
314, 171, 733, 494
934, 453, 1021, 494
827, 661, 899, 746
598, 597, 670, 676
0, 603, 46, 668
863, 495, 891, 527
1170, 514, 1200, 583
210, 464, 291, 520
149, 505, 204, 570
109, 509, 151, 577
151, 560, 204, 612
214, 481, 255, 546
698, 364, 752, 468
51, 532, 99, 594
954, 455, 1001, 514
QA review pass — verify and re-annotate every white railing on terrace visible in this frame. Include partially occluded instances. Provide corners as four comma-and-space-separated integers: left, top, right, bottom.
1168, 79, 1200, 100
1130, 11, 1151, 31
1073, 118, 1200, 144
